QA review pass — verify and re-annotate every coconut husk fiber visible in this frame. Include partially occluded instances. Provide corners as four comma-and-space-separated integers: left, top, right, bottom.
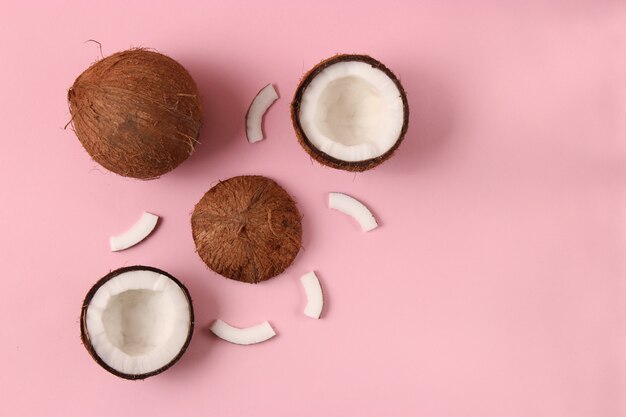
191, 176, 302, 284
67, 48, 202, 180
291, 54, 409, 172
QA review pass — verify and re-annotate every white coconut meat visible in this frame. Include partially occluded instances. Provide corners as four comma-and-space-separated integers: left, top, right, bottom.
110, 212, 159, 251
246, 84, 279, 143
328, 192, 378, 232
210, 319, 276, 345
298, 61, 405, 162
300, 271, 323, 319
84, 269, 192, 376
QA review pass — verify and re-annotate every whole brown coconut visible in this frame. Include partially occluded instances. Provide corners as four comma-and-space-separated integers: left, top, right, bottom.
291, 54, 409, 172
191, 176, 302, 284
67, 49, 203, 179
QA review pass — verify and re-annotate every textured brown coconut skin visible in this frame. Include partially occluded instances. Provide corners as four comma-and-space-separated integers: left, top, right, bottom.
291, 54, 409, 172
80, 265, 194, 380
191, 176, 302, 284
68, 49, 202, 180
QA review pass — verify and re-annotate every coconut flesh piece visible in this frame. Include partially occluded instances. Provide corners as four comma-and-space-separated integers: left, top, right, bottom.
110, 212, 159, 251
246, 84, 278, 143
328, 192, 378, 232
210, 319, 276, 345
300, 271, 323, 319
298, 60, 405, 163
81, 267, 193, 379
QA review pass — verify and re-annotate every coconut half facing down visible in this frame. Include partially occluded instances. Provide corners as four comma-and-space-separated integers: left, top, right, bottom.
291, 54, 409, 171
191, 175, 302, 284
80, 266, 194, 379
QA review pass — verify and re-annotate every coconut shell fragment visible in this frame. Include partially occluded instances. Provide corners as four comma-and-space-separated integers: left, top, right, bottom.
67, 48, 203, 179
191, 176, 302, 284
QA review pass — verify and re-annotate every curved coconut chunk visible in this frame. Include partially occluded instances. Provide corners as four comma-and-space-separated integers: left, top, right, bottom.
110, 212, 159, 252
210, 319, 276, 345
83, 268, 192, 377
328, 192, 378, 232
300, 271, 323, 319
298, 61, 404, 162
246, 84, 279, 143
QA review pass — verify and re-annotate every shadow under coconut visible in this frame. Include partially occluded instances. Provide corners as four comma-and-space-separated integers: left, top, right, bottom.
379, 66, 457, 174
167, 59, 247, 179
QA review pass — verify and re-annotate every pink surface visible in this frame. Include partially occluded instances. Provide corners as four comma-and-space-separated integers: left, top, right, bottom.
1, 1, 625, 416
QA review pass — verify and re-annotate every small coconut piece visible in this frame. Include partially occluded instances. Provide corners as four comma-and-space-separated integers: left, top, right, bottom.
80, 266, 194, 380
291, 54, 409, 171
210, 319, 276, 345
67, 49, 203, 179
300, 271, 323, 319
191, 175, 302, 284
110, 212, 159, 251
246, 84, 279, 143
328, 192, 378, 232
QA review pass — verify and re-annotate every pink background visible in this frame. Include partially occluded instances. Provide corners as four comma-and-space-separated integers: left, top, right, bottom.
1, 1, 625, 416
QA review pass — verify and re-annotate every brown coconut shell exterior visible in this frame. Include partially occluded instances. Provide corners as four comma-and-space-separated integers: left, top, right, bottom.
191, 176, 302, 284
291, 54, 409, 172
68, 49, 202, 180
80, 265, 194, 380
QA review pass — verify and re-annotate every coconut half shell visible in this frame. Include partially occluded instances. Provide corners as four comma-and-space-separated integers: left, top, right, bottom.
291, 54, 409, 171
68, 49, 203, 180
80, 265, 194, 380
191, 175, 302, 284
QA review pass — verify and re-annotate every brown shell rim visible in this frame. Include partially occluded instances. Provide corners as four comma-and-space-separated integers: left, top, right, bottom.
80, 265, 195, 380
291, 54, 410, 171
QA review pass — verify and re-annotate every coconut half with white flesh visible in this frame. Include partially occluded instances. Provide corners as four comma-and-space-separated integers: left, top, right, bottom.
80, 266, 194, 379
291, 54, 409, 171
